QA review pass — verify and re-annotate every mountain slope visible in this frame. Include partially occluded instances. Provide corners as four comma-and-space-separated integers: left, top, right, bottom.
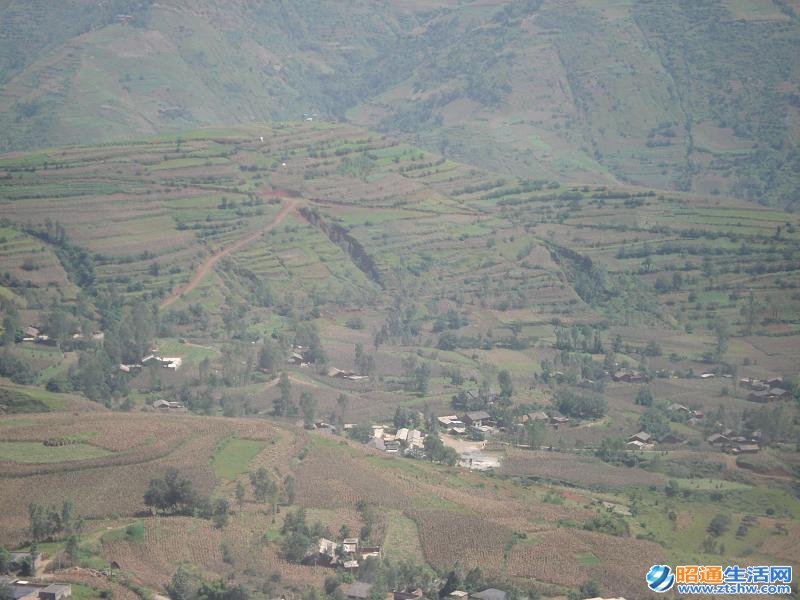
0, 0, 798, 209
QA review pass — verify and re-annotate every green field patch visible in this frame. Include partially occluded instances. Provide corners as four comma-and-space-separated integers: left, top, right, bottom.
0, 441, 112, 463
382, 512, 425, 563
102, 520, 145, 544
212, 437, 267, 480
577, 552, 601, 566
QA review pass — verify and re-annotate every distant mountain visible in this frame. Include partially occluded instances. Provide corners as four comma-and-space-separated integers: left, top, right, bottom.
1, 0, 798, 209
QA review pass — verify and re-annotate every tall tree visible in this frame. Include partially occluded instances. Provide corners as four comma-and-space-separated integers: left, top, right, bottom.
273, 372, 295, 417
299, 391, 317, 429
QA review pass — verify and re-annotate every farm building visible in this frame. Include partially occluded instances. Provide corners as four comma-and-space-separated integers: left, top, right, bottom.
343, 582, 372, 599
524, 411, 549, 423
627, 432, 652, 444
360, 545, 381, 560
342, 538, 359, 554
707, 433, 729, 446
659, 432, 684, 445
463, 411, 491, 427
732, 443, 760, 454
447, 592, 469, 600
39, 585, 71, 600
747, 390, 771, 403
10, 585, 40, 600
625, 440, 650, 450
152, 400, 186, 411
471, 589, 507, 600
392, 589, 423, 600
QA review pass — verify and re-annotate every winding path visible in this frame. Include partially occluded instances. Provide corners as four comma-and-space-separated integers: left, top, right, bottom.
160, 199, 297, 309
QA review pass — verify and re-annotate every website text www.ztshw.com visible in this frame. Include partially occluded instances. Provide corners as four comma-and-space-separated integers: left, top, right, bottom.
646, 564, 792, 595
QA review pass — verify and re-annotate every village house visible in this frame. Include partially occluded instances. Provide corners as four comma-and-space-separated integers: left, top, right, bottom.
463, 411, 491, 428
707, 433, 729, 447
39, 586, 71, 600
343, 582, 372, 600
471, 589, 507, 600
732, 443, 760, 454
360, 545, 381, 560
523, 411, 549, 423
286, 352, 308, 366
141, 355, 182, 370
625, 440, 650, 450
342, 538, 359, 554
628, 431, 652, 444
447, 592, 469, 600
391, 589, 423, 600
152, 399, 186, 411
438, 415, 466, 435
612, 370, 645, 383
1, 581, 71, 600
659, 432, 684, 445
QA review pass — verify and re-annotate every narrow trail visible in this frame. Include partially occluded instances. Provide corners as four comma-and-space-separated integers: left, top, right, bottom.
160, 198, 297, 310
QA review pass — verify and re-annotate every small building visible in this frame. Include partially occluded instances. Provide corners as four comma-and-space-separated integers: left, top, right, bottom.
392, 589, 423, 600
447, 592, 469, 600
550, 415, 570, 427
625, 440, 649, 451
526, 411, 549, 423
360, 545, 381, 560
733, 443, 760, 454
384, 440, 401, 453
659, 433, 684, 445
628, 432, 652, 444
287, 352, 306, 365
342, 538, 359, 554
667, 403, 691, 414
707, 433, 729, 446
342, 559, 359, 571
463, 411, 491, 427
367, 437, 385, 452
39, 585, 72, 600
471, 589, 507, 600
747, 390, 771, 403
343, 582, 372, 600
12, 586, 39, 600
152, 400, 185, 411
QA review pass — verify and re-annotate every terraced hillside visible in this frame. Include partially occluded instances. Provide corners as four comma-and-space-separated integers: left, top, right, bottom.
1, 0, 798, 208
0, 121, 799, 598
1, 410, 799, 599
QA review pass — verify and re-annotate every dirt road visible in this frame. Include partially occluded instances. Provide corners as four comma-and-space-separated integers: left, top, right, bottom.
160, 199, 296, 309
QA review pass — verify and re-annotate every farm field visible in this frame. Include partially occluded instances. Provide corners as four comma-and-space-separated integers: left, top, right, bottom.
0, 121, 797, 600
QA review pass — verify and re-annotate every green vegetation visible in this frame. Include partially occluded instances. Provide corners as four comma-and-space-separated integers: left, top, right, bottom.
211, 438, 266, 481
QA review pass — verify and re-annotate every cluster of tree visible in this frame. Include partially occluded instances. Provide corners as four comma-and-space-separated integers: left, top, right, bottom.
638, 407, 672, 441
554, 325, 603, 354
295, 321, 326, 364
28, 500, 80, 543
422, 435, 459, 466
25, 220, 95, 288
354, 343, 375, 377
553, 388, 607, 419
280, 508, 329, 563
144, 469, 201, 515
273, 372, 297, 418
167, 566, 249, 600
401, 355, 431, 395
